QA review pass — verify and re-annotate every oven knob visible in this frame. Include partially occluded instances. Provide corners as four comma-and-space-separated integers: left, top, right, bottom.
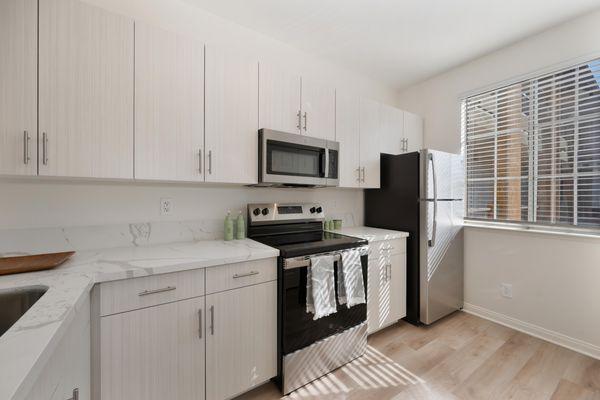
310, 207, 316, 214
252, 208, 261, 216
316, 206, 323, 213
262, 208, 269, 216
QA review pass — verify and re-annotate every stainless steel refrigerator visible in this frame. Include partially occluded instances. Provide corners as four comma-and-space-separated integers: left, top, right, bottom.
365, 149, 464, 325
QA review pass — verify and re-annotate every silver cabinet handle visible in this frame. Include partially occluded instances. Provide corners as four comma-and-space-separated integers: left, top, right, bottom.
42, 132, 48, 165
356, 167, 361, 182
233, 270, 259, 279
198, 149, 202, 174
209, 305, 214, 335
23, 131, 30, 164
198, 309, 202, 339
387, 264, 392, 281
382, 246, 394, 251
361, 167, 366, 182
404, 138, 409, 152
66, 388, 79, 400
303, 112, 307, 131
138, 286, 176, 296
208, 150, 212, 174
428, 152, 437, 248
296, 110, 301, 130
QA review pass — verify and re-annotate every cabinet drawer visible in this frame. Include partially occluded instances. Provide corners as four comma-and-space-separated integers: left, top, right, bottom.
99, 269, 205, 316
368, 239, 406, 260
206, 258, 277, 294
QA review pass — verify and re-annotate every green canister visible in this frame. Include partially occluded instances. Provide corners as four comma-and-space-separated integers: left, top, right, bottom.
236, 211, 245, 240
224, 211, 234, 241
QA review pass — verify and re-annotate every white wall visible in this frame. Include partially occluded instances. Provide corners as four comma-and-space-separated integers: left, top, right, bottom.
0, 179, 363, 229
396, 10, 600, 357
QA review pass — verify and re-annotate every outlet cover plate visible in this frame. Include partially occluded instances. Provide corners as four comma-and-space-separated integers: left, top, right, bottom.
160, 198, 173, 216
501, 283, 513, 299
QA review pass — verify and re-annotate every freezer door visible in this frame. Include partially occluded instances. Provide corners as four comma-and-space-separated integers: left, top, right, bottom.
420, 149, 464, 325
423, 149, 464, 201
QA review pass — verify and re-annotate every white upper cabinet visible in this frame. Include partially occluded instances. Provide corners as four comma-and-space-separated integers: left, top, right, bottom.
359, 97, 382, 189
301, 78, 335, 140
205, 46, 259, 184
403, 110, 424, 152
38, 0, 134, 179
0, 0, 37, 176
336, 91, 361, 188
380, 103, 404, 155
134, 22, 204, 182
259, 63, 301, 134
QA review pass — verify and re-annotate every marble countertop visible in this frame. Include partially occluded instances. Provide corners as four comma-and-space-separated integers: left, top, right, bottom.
0, 238, 279, 400
328, 226, 409, 242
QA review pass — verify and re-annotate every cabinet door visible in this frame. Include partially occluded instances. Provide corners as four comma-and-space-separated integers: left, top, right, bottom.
206, 281, 277, 400
404, 111, 424, 152
359, 97, 381, 188
259, 63, 301, 134
336, 91, 361, 188
0, 0, 37, 176
205, 46, 258, 184
301, 78, 335, 140
367, 255, 391, 334
389, 253, 407, 321
380, 104, 404, 155
100, 297, 205, 400
134, 22, 204, 181
38, 0, 134, 178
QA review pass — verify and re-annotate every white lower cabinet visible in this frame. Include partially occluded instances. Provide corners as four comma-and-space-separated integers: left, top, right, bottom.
99, 297, 205, 400
206, 281, 277, 400
367, 240, 407, 335
93, 260, 277, 400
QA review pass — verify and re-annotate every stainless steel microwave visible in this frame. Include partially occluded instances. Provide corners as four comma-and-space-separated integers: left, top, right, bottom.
258, 129, 339, 187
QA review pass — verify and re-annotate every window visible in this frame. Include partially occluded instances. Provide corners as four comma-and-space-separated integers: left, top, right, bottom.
463, 58, 600, 231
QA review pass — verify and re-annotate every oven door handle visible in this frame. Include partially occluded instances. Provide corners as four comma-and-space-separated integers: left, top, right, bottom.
283, 246, 369, 270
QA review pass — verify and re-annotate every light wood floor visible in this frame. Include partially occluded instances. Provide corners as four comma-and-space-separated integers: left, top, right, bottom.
236, 311, 600, 400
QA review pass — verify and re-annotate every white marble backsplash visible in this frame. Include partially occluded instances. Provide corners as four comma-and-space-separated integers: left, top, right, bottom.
0, 212, 358, 256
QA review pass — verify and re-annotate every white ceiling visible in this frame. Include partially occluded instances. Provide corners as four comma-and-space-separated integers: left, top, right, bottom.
185, 0, 600, 90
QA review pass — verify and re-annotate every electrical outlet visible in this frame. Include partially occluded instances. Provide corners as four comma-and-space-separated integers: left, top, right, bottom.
500, 283, 513, 299
160, 198, 173, 216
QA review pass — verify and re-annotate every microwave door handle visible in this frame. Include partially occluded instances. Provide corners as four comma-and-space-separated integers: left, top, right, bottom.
324, 149, 330, 178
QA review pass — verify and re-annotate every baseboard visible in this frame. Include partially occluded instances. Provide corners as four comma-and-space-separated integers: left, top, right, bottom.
463, 303, 600, 360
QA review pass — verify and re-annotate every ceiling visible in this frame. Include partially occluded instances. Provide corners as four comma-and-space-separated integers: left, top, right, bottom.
185, 0, 600, 90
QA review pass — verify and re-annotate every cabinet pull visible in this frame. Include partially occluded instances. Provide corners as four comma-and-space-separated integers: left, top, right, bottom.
296, 110, 301, 130
303, 112, 307, 131
386, 264, 392, 281
208, 150, 212, 174
361, 167, 366, 182
198, 309, 202, 339
382, 246, 394, 251
42, 132, 48, 165
356, 167, 361, 182
198, 149, 202, 174
233, 270, 259, 279
138, 286, 176, 296
66, 388, 79, 400
23, 131, 30, 165
209, 305, 214, 335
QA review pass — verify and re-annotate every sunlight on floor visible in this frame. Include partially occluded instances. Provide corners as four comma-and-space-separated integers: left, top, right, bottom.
284, 346, 424, 399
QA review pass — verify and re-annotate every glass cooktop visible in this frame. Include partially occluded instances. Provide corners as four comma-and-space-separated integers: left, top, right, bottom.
253, 230, 367, 258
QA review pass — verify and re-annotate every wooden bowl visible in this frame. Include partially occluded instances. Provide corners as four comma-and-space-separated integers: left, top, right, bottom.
0, 252, 76, 276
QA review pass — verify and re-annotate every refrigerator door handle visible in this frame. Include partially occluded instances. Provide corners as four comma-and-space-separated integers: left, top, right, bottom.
428, 152, 437, 248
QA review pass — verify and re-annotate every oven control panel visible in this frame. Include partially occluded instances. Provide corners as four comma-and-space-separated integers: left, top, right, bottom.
248, 203, 324, 225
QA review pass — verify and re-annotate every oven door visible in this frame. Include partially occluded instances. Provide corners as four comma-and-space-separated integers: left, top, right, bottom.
280, 252, 368, 356
259, 129, 328, 186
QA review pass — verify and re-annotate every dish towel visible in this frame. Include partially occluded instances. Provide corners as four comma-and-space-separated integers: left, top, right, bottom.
306, 255, 337, 320
339, 249, 366, 308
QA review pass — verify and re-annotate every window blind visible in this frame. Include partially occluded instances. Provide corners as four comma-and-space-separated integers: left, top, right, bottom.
463, 58, 600, 230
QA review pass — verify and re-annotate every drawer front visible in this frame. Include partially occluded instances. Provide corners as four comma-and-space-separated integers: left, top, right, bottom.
206, 258, 277, 294
99, 268, 205, 316
368, 238, 406, 260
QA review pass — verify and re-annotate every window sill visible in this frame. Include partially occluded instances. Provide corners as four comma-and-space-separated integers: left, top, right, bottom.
463, 221, 600, 240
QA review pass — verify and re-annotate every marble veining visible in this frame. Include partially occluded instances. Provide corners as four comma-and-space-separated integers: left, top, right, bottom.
0, 237, 278, 400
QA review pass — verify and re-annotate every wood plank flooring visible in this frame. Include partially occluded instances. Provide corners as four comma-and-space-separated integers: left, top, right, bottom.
235, 311, 600, 400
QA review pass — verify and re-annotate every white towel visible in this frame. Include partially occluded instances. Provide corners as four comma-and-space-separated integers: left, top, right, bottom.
306, 255, 337, 320
339, 249, 366, 308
